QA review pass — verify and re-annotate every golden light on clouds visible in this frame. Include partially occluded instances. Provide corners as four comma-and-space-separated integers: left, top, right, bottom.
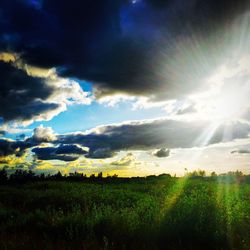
0, 52, 17, 63
0, 154, 26, 165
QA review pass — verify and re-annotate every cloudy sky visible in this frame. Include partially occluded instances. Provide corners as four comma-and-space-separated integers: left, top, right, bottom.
0, 0, 250, 176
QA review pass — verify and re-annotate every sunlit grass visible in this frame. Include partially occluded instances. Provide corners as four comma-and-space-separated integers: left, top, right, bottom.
159, 176, 188, 219
215, 179, 249, 249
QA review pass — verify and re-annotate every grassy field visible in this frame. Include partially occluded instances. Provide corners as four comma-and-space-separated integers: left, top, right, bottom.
0, 176, 249, 250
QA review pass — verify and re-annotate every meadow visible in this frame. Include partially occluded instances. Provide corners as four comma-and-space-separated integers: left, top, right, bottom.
0, 172, 249, 250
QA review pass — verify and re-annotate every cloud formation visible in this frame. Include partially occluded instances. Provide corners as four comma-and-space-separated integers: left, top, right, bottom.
31, 125, 57, 143
0, 0, 249, 102
231, 149, 250, 154
57, 118, 250, 158
0, 139, 31, 157
111, 153, 136, 166
0, 0, 249, 167
153, 148, 170, 157
32, 144, 88, 162
0, 61, 58, 123
86, 148, 114, 159
0, 117, 250, 162
0, 54, 91, 125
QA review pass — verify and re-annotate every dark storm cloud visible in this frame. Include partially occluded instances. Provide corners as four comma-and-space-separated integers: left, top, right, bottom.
1, 118, 250, 161
0, 61, 59, 122
55, 144, 88, 155
0, 139, 31, 157
32, 144, 88, 161
0, 0, 249, 100
86, 148, 115, 159
57, 119, 250, 158
231, 149, 250, 154
153, 148, 170, 157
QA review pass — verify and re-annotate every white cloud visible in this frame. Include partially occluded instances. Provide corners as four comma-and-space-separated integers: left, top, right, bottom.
98, 94, 136, 107
32, 125, 57, 142
111, 153, 136, 166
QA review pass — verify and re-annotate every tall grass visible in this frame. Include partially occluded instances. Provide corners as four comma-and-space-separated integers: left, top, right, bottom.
0, 177, 249, 249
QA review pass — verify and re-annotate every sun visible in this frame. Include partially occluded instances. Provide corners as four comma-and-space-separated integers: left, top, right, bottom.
205, 88, 247, 122
192, 66, 250, 124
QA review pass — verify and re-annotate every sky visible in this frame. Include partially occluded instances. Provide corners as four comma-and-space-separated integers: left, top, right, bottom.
0, 0, 250, 176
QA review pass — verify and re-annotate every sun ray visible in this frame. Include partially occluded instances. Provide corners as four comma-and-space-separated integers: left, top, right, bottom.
159, 176, 188, 219
215, 177, 242, 249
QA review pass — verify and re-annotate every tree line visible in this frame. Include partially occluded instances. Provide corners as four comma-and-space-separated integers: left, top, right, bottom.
0, 168, 249, 184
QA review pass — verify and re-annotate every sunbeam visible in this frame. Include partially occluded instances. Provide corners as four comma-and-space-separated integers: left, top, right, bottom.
215, 178, 243, 249
159, 176, 188, 219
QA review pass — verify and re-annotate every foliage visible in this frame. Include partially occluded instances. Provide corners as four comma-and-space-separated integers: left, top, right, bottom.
0, 170, 249, 249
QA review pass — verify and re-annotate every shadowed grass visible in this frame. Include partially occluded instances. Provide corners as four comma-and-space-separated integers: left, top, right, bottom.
0, 177, 249, 249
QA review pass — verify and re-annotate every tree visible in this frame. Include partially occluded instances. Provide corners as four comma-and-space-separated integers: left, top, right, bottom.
9, 169, 36, 183
54, 171, 63, 179
211, 171, 217, 177
189, 169, 206, 178
97, 172, 103, 179
68, 171, 86, 181
40, 173, 45, 180
0, 168, 7, 183
89, 174, 95, 180
198, 170, 206, 177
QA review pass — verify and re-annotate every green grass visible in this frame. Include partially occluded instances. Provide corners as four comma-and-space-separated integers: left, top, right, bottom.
0, 178, 249, 249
